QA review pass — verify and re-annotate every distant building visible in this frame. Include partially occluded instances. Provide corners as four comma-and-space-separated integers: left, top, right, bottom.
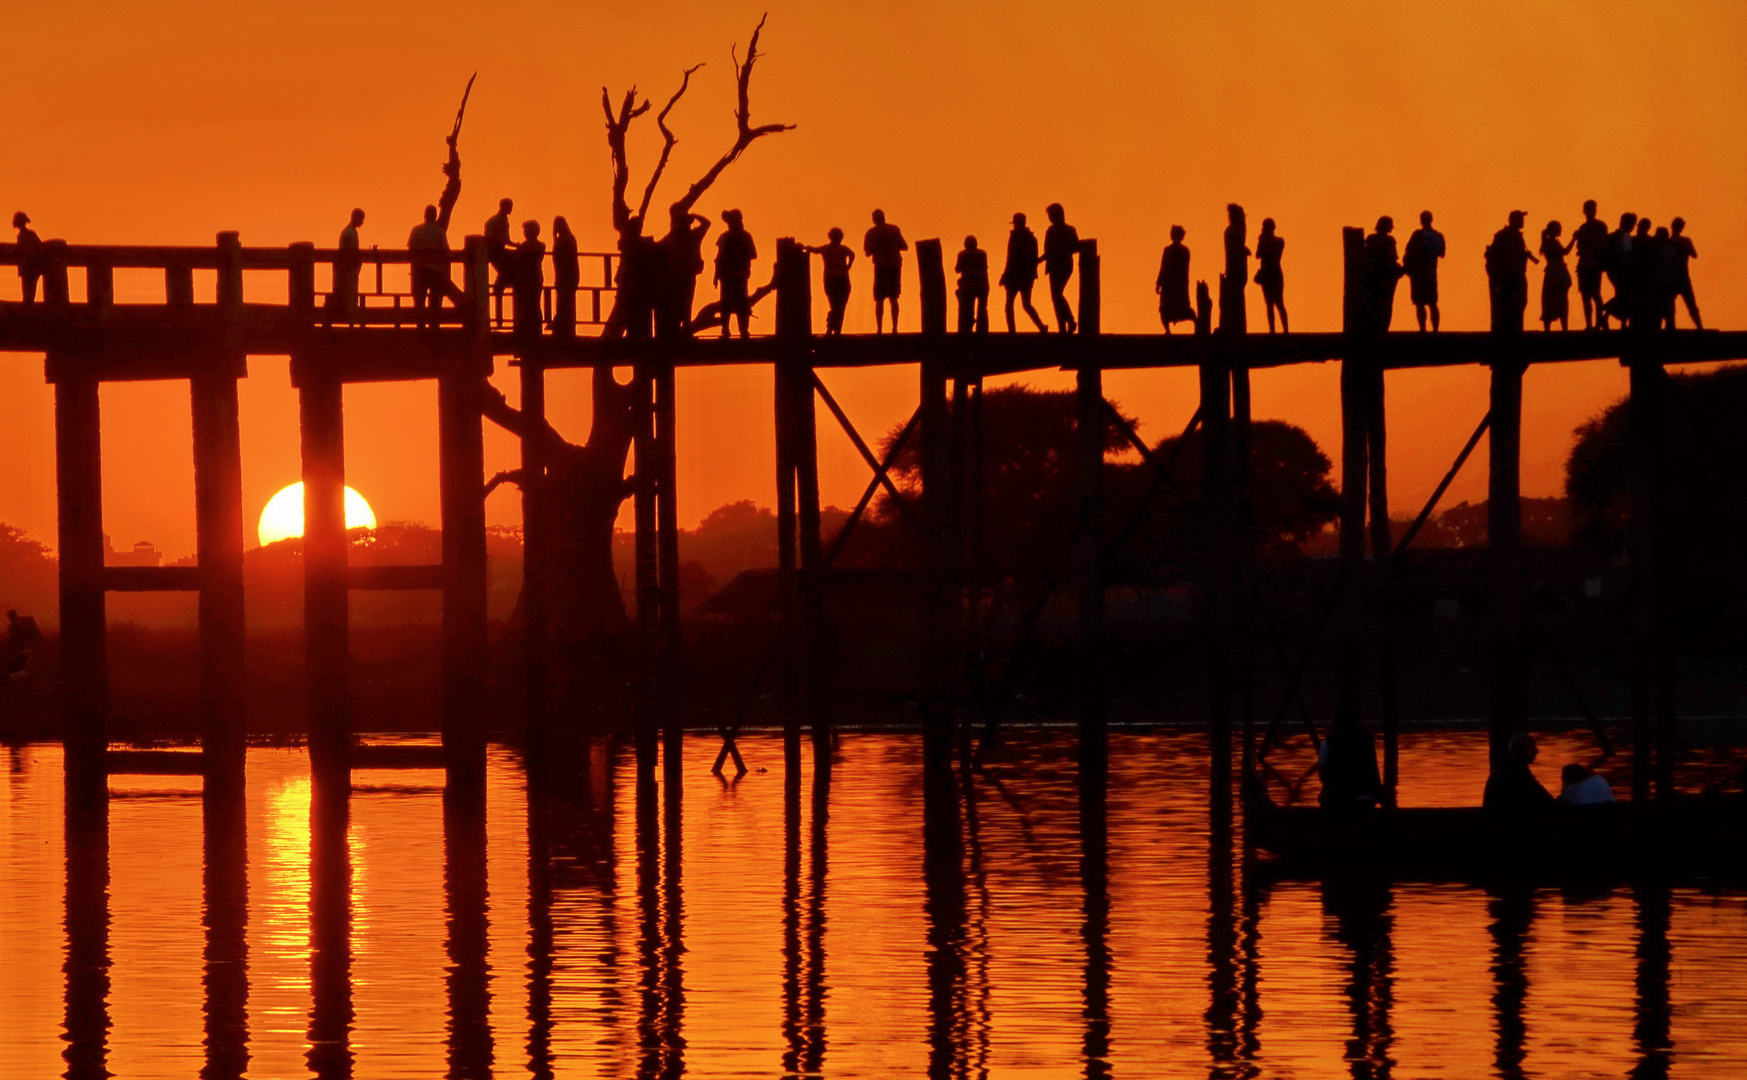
104, 536, 162, 567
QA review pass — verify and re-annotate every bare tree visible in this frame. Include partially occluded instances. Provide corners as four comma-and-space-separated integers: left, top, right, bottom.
482, 16, 794, 657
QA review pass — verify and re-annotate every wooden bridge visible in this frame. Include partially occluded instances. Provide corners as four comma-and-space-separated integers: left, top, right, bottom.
3, 227, 1741, 815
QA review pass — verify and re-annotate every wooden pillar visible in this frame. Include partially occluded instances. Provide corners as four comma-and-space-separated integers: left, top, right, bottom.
654, 359, 682, 792
1230, 356, 1257, 793
192, 363, 248, 791
439, 367, 490, 793
1074, 359, 1107, 779
633, 353, 660, 793
1200, 348, 1234, 824
773, 346, 801, 777
1367, 360, 1401, 806
462, 235, 490, 334
1626, 352, 1673, 802
918, 238, 953, 768
298, 366, 349, 793
776, 239, 828, 771
86, 260, 114, 317
288, 242, 317, 315
54, 368, 107, 797
1078, 239, 1102, 336
166, 262, 194, 308
519, 358, 549, 754
1487, 348, 1527, 765
1335, 228, 1370, 738
216, 232, 243, 316
43, 240, 70, 306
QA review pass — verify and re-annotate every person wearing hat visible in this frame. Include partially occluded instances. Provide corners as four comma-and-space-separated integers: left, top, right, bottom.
13, 212, 42, 305
1484, 210, 1538, 334
713, 208, 757, 339
999, 211, 1047, 333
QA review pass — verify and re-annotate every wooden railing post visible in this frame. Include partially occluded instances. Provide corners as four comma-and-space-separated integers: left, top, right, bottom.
918, 237, 953, 769
289, 241, 317, 316
43, 240, 71, 306
192, 362, 248, 791
85, 261, 114, 317
1078, 238, 1101, 336
917, 239, 947, 338
54, 366, 107, 799
216, 232, 243, 317
776, 238, 827, 771
462, 236, 489, 334
166, 262, 195, 308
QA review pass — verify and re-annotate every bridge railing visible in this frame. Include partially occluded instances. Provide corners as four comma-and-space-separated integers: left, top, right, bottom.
0, 235, 620, 332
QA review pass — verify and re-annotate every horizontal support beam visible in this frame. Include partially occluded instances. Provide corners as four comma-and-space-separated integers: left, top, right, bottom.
105, 749, 207, 775
103, 565, 200, 592
348, 564, 444, 591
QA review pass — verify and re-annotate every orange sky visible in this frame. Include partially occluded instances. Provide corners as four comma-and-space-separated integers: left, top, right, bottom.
3, 1, 1745, 558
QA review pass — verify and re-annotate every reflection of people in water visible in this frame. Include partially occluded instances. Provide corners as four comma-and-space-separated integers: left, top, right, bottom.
1156, 226, 1193, 333
1484, 211, 1537, 334
13, 212, 43, 305
1538, 220, 1574, 332
954, 235, 990, 335
1402, 211, 1445, 333
1254, 217, 1287, 333
1041, 203, 1079, 334
1667, 217, 1702, 330
1483, 734, 1554, 812
1572, 200, 1609, 330
551, 216, 579, 338
805, 227, 854, 335
999, 212, 1047, 333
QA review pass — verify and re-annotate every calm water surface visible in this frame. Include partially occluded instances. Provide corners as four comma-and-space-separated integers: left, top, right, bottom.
2, 730, 1745, 1078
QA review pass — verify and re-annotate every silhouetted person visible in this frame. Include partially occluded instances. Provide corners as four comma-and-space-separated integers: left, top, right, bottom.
551, 215, 579, 338
6, 609, 41, 655
408, 134, 468, 328
1364, 216, 1402, 333
485, 197, 515, 307
619, 214, 665, 341
324, 208, 365, 327
1402, 210, 1445, 332
1628, 217, 1657, 329
1556, 763, 1616, 806
1650, 226, 1685, 331
1538, 220, 1573, 332
714, 208, 756, 339
1483, 734, 1554, 813
1484, 211, 1537, 334
1601, 211, 1638, 328
513, 219, 545, 336
954, 235, 990, 335
1041, 202, 1078, 334
863, 209, 908, 333
1254, 217, 1287, 333
658, 206, 711, 338
805, 227, 854, 335
1572, 200, 1609, 329
1156, 225, 1193, 333
1668, 217, 1702, 329
12, 212, 41, 305
1221, 203, 1249, 332
999, 212, 1047, 333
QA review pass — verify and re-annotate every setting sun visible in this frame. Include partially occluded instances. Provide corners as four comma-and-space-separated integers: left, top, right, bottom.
257, 483, 376, 547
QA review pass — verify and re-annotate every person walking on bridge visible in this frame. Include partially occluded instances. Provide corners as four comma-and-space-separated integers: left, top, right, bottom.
1041, 203, 1079, 334
955, 235, 990, 335
408, 134, 469, 328
806, 227, 855, 335
1484, 210, 1537, 334
1255, 217, 1287, 334
1156, 226, 1193, 333
485, 197, 515, 311
12, 212, 42, 305
1668, 217, 1702, 330
323, 208, 365, 326
1000, 212, 1048, 333
1402, 210, 1445, 333
1571, 200, 1609, 330
864, 209, 908, 333
714, 209, 756, 339
1363, 216, 1403, 333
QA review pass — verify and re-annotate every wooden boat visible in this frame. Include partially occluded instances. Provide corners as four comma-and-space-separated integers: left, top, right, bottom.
1244, 796, 1747, 881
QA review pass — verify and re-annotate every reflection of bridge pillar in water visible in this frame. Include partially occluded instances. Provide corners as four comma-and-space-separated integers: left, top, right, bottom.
1323, 874, 1396, 1079
921, 759, 967, 1080
62, 785, 110, 1080
444, 786, 494, 1077
306, 786, 353, 1080
1486, 882, 1533, 1080
1631, 883, 1673, 1079
1081, 764, 1113, 1077
201, 784, 250, 1080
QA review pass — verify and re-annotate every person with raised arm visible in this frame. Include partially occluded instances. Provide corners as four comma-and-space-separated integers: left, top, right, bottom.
407, 134, 470, 328
1538, 219, 1574, 332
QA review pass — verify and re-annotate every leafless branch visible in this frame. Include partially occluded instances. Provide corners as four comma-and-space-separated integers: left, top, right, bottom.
671, 14, 795, 216
636, 63, 704, 222
601, 86, 650, 233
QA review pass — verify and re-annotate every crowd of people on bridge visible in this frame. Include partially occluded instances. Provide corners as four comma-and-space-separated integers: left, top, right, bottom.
7, 131, 1708, 342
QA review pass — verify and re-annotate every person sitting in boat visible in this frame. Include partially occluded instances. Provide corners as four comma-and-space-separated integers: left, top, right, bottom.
1483, 733, 1555, 813
1556, 763, 1616, 806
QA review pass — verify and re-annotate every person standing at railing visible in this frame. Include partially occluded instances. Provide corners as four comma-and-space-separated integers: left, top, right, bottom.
1155, 225, 1193, 334
513, 219, 545, 338
485, 197, 514, 311
659, 206, 712, 338
408, 134, 468, 328
863, 208, 908, 334
1040, 203, 1078, 334
954, 235, 990, 335
12, 212, 42, 305
714, 209, 756, 339
323, 208, 365, 326
551, 216, 579, 338
1403, 210, 1445, 333
805, 227, 855, 335
1484, 210, 1537, 334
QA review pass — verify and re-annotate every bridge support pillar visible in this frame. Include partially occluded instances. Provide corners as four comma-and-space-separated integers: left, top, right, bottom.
439, 368, 490, 794
1076, 238, 1107, 787
1487, 348, 1527, 766
1626, 350, 1674, 802
298, 369, 349, 797
916, 239, 954, 775
519, 357, 549, 760
774, 238, 826, 778
53, 367, 107, 802
192, 365, 248, 794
